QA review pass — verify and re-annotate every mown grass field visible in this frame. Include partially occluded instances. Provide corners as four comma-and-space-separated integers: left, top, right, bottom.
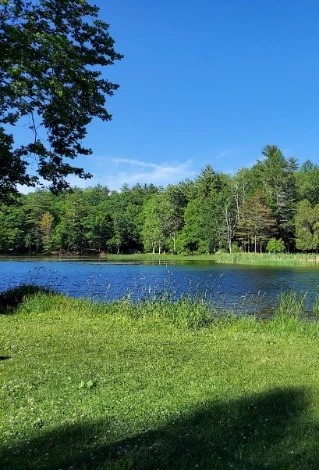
1, 288, 319, 468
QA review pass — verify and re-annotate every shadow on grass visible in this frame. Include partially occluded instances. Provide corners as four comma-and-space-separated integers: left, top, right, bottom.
1, 387, 318, 469
0, 285, 53, 314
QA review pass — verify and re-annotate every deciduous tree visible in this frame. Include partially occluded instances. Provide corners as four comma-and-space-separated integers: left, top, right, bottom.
0, 0, 122, 198
295, 200, 319, 252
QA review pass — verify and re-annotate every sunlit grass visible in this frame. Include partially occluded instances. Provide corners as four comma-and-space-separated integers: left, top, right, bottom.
1, 251, 319, 267
106, 252, 319, 267
1, 288, 319, 468
211, 252, 319, 266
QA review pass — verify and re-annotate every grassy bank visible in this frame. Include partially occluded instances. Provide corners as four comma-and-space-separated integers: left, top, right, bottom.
106, 252, 319, 267
1, 252, 319, 267
211, 252, 319, 266
2, 288, 319, 468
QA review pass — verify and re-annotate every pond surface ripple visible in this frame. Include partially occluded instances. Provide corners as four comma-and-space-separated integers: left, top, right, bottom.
1, 259, 319, 313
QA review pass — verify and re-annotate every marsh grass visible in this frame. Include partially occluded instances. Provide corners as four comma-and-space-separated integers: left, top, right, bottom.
107, 252, 319, 267
2, 287, 319, 468
212, 252, 319, 266
312, 295, 319, 317
275, 291, 306, 319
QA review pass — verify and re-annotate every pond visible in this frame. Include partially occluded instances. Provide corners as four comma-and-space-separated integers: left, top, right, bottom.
1, 259, 319, 313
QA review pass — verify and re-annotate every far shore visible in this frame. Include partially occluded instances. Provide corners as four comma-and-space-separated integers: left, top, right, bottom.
1, 251, 319, 267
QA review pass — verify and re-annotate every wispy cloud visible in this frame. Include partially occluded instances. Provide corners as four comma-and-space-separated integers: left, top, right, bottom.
20, 150, 252, 194
109, 158, 195, 188
66, 156, 196, 190
112, 158, 159, 169
214, 150, 234, 161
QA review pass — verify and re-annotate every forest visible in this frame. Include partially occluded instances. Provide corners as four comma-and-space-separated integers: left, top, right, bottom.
1, 145, 319, 256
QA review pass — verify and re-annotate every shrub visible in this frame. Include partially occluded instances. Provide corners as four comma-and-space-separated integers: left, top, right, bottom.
266, 238, 286, 253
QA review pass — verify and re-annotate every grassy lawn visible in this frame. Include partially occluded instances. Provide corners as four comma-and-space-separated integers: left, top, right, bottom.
1, 289, 319, 468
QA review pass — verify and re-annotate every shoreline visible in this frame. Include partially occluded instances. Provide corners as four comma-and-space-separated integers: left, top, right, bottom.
1, 252, 319, 267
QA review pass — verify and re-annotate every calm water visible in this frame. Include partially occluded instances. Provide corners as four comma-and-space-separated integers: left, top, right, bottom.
1, 259, 319, 313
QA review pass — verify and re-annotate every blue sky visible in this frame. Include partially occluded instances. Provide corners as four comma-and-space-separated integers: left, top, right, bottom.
24, 1, 319, 189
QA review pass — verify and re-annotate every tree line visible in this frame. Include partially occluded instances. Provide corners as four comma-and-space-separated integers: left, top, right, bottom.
1, 145, 319, 255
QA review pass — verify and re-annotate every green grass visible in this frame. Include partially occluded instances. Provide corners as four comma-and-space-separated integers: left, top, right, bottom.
2, 251, 319, 267
106, 252, 319, 267
2, 288, 319, 468
211, 252, 319, 266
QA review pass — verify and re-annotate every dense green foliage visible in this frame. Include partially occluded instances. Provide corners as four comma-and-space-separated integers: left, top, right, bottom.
1, 145, 319, 255
266, 237, 286, 253
2, 288, 319, 468
0, 0, 122, 198
105, 252, 319, 266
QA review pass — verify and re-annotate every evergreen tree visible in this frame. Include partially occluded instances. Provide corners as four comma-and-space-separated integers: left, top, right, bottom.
252, 145, 298, 250
236, 193, 276, 252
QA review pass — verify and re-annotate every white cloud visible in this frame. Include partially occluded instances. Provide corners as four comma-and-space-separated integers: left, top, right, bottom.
20, 151, 250, 194
112, 157, 159, 169
67, 156, 196, 190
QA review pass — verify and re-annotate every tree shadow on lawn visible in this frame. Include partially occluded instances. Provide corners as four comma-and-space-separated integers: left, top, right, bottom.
1, 387, 319, 469
0, 285, 53, 314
